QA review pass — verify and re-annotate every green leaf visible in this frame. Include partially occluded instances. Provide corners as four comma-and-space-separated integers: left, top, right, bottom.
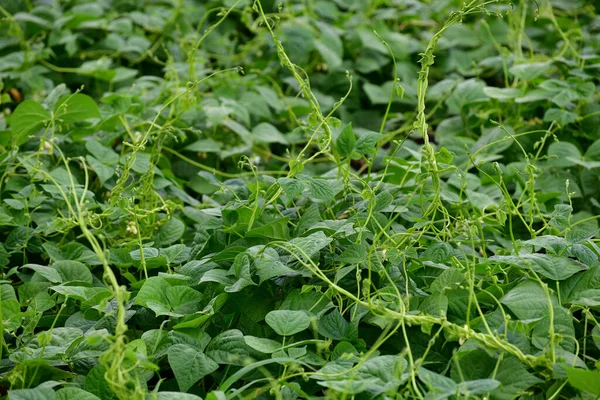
544, 108, 578, 126
337, 244, 367, 264
509, 61, 551, 81
154, 218, 185, 247
500, 280, 551, 320
9, 100, 50, 145
446, 79, 489, 113
53, 260, 93, 284
490, 358, 542, 400
565, 368, 600, 396
318, 309, 349, 340
266, 310, 311, 336
286, 232, 333, 260
23, 264, 63, 283
418, 367, 457, 395
54, 94, 101, 123
168, 343, 219, 392
490, 254, 587, 281
254, 249, 298, 284
85, 365, 117, 400
547, 142, 581, 168
147, 286, 203, 317
336, 124, 356, 158
355, 132, 382, 154
56, 388, 101, 400
86, 155, 114, 184
420, 293, 448, 318
205, 329, 250, 366
86, 139, 119, 164
483, 87, 521, 100
8, 387, 56, 400
423, 242, 453, 263
185, 139, 221, 153
550, 204, 572, 230
307, 179, 335, 203
278, 178, 305, 202
156, 393, 204, 400
458, 379, 500, 396
430, 269, 465, 294
134, 277, 169, 307
50, 285, 111, 303
246, 217, 290, 240
244, 336, 281, 353
252, 122, 287, 144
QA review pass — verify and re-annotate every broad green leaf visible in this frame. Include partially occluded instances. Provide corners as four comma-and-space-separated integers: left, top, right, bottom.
544, 108, 578, 126
254, 249, 298, 284
252, 122, 287, 144
85, 139, 119, 164
9, 100, 50, 145
168, 343, 219, 392
430, 269, 465, 294
157, 393, 204, 400
490, 254, 587, 280
420, 293, 448, 318
318, 309, 349, 340
547, 142, 581, 168
147, 286, 203, 317
130, 247, 159, 261
280, 289, 331, 315
278, 178, 305, 202
307, 179, 335, 203
53, 260, 93, 284
50, 285, 111, 303
246, 217, 290, 240
317, 378, 382, 395
483, 87, 521, 100
160, 244, 187, 264
337, 244, 367, 264
532, 307, 575, 352
446, 79, 489, 113
225, 253, 256, 293
418, 367, 457, 395
565, 368, 600, 396
500, 280, 552, 320
86, 155, 114, 184
8, 387, 56, 400
154, 218, 185, 247
23, 264, 63, 283
592, 325, 600, 350
205, 329, 250, 365
185, 138, 221, 153
286, 232, 333, 260
509, 61, 551, 81
54, 94, 101, 123
355, 132, 382, 154
549, 204, 572, 230
85, 365, 117, 399
244, 336, 281, 353
423, 242, 453, 263
134, 277, 169, 307
373, 190, 394, 212
56, 388, 101, 400
266, 310, 311, 336
458, 379, 500, 396
335, 124, 356, 158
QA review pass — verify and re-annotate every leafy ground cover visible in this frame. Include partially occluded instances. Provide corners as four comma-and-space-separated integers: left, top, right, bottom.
1, 0, 600, 399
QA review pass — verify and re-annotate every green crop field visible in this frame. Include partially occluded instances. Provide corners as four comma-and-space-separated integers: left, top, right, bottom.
0, 0, 599, 399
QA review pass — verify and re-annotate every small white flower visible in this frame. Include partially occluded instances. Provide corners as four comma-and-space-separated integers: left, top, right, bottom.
126, 221, 138, 235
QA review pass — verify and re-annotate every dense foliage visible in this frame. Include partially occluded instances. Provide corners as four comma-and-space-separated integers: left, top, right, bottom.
1, 0, 600, 399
